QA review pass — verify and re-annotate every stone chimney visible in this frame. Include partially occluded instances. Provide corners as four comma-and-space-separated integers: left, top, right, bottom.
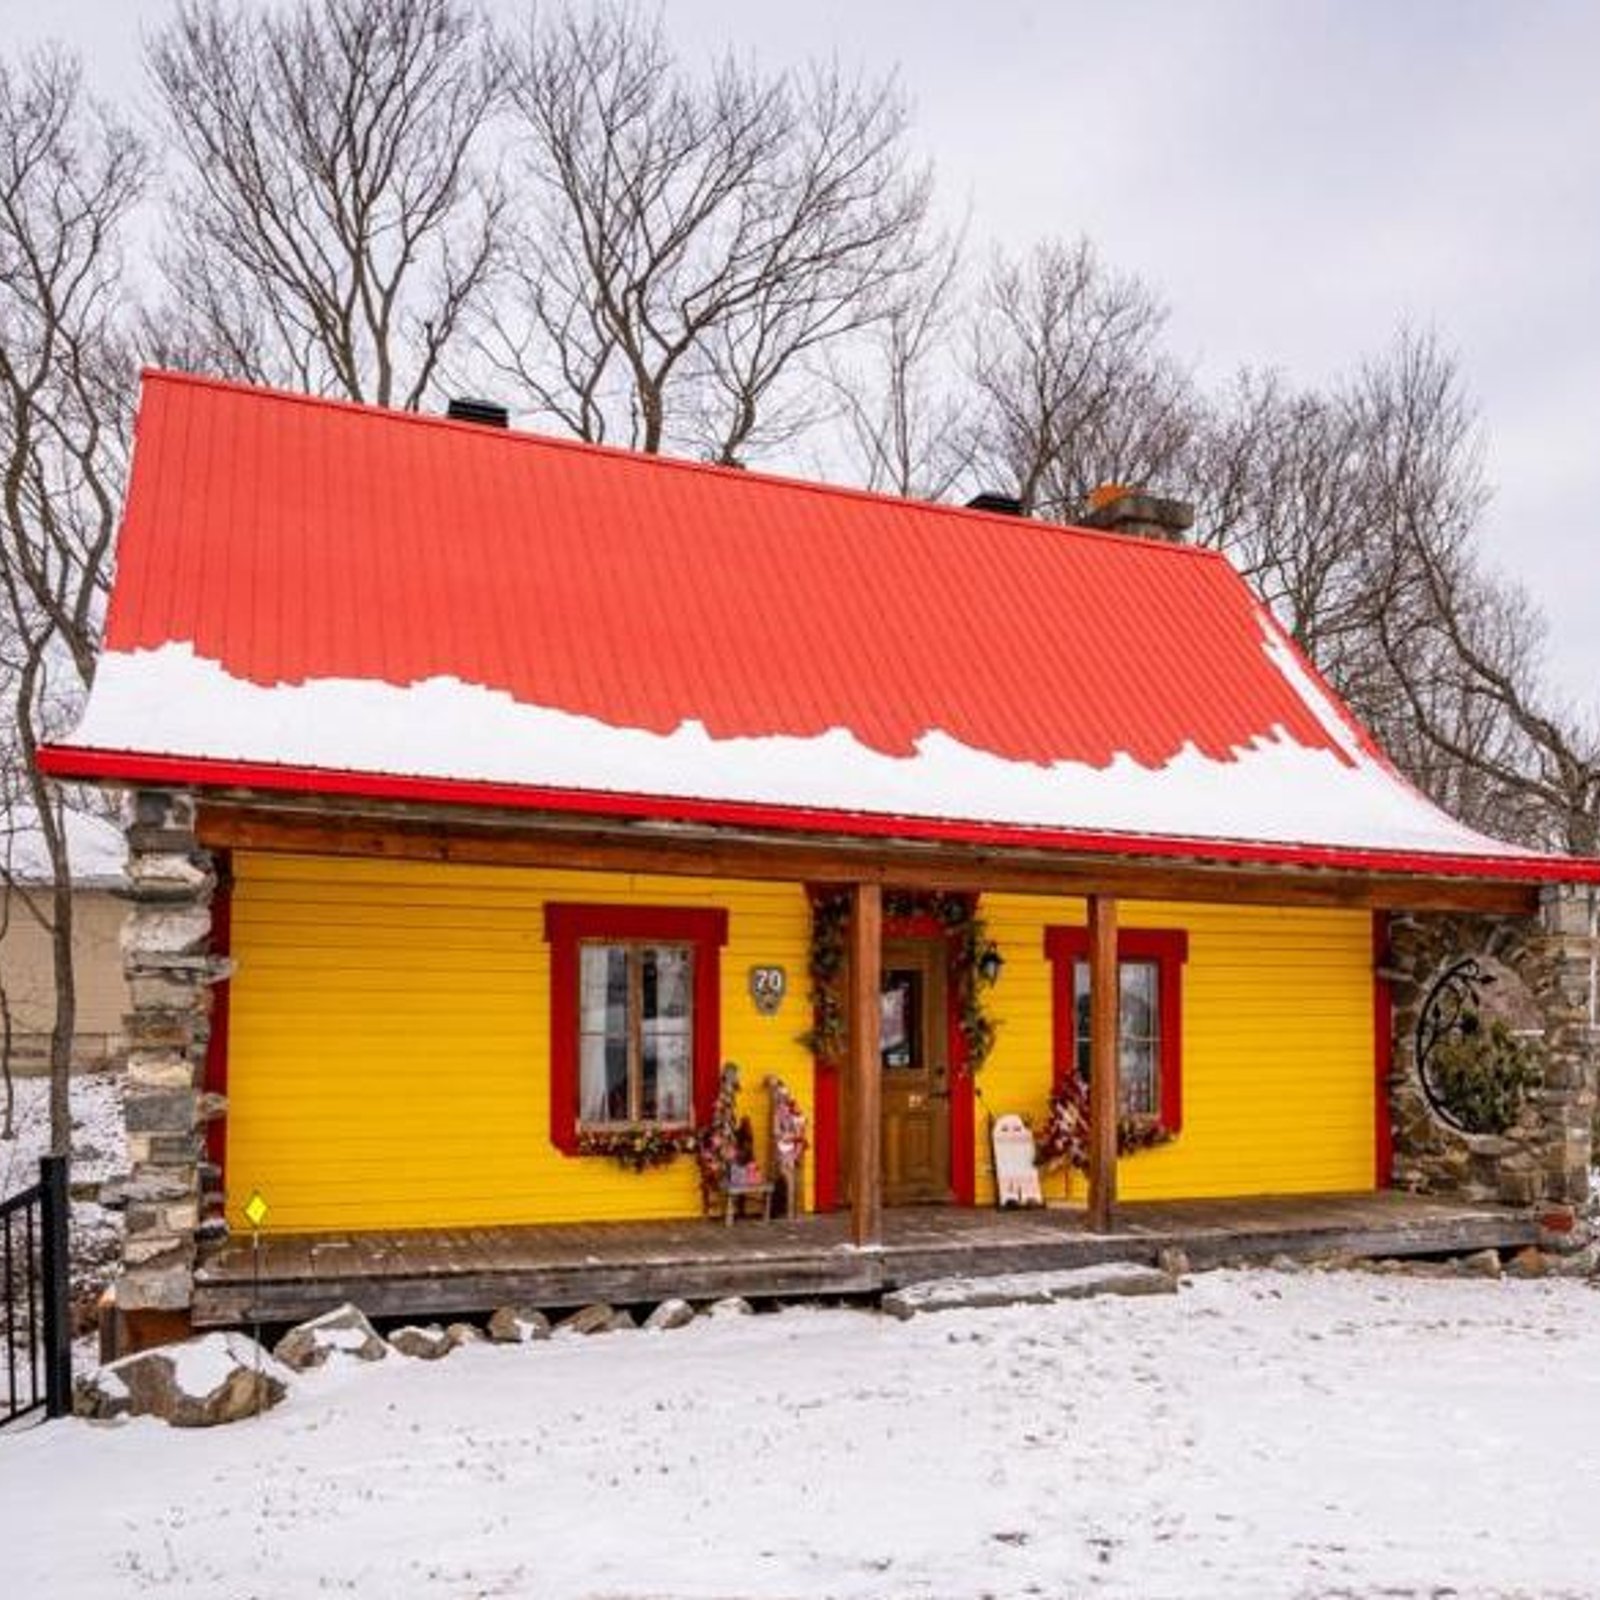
1080, 483, 1194, 544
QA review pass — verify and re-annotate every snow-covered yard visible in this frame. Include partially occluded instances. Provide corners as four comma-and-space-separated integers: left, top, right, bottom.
4, 1268, 1600, 1599
0, 1068, 124, 1196
1, 1069, 125, 1349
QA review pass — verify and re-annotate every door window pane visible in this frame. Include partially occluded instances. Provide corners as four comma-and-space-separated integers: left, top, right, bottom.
880, 970, 921, 1069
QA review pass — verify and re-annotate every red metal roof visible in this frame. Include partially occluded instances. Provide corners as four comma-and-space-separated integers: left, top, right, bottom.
101, 372, 1365, 765
42, 370, 1600, 883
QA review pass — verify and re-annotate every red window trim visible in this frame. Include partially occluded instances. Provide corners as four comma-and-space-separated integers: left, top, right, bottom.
544, 903, 729, 1156
1043, 926, 1188, 1133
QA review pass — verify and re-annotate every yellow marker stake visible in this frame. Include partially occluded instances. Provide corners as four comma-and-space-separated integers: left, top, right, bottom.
243, 1190, 268, 1417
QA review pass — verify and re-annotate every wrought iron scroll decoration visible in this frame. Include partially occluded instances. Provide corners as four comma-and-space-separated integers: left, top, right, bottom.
1414, 957, 1494, 1133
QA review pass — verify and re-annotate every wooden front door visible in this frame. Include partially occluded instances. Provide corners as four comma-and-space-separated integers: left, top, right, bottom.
880, 938, 951, 1205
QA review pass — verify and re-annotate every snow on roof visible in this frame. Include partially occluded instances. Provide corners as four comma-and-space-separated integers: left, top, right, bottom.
39, 370, 1598, 882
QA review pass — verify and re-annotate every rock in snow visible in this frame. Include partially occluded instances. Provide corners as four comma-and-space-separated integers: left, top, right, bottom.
388, 1325, 453, 1360
487, 1305, 551, 1344
644, 1298, 696, 1331
74, 1332, 289, 1426
881, 1261, 1176, 1320
559, 1303, 621, 1336
1505, 1246, 1549, 1279
273, 1303, 387, 1370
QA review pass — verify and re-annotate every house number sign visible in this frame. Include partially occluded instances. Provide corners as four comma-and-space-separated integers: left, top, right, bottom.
748, 965, 787, 1015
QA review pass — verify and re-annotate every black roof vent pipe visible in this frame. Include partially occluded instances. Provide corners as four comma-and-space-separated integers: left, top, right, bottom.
965, 491, 1025, 517
446, 397, 510, 429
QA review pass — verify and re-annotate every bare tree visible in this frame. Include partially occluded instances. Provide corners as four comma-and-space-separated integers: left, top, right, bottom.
1358, 355, 1600, 854
0, 47, 144, 1156
1189, 370, 1388, 697
0, 749, 59, 1148
964, 237, 1196, 518
829, 233, 971, 499
0, 811, 17, 1143
148, 0, 504, 410
482, 2, 933, 463
1191, 329, 1598, 853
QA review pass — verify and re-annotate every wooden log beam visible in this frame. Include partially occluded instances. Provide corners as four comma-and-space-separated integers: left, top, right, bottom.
1087, 893, 1119, 1233
195, 801, 1542, 916
849, 882, 883, 1249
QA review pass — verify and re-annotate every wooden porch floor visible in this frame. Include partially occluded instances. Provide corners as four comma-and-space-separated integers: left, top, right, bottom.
192, 1192, 1538, 1328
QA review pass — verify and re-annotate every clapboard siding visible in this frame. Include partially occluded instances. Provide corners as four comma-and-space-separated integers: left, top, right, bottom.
977, 895, 1375, 1201
225, 853, 812, 1231
225, 856, 1377, 1233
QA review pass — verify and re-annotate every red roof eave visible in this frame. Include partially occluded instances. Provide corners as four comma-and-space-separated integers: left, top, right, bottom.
37, 743, 1600, 886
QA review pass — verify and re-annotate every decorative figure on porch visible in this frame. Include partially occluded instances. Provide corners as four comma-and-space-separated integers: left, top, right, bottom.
765, 1074, 809, 1218
697, 1062, 745, 1211
991, 1113, 1043, 1207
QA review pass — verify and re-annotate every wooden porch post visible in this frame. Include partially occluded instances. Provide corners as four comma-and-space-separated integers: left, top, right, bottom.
849, 882, 883, 1247
1087, 892, 1119, 1233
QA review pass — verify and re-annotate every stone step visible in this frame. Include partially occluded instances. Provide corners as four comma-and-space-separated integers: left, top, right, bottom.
881, 1260, 1177, 1319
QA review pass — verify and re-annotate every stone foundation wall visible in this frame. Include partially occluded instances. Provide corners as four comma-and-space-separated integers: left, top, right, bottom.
115, 789, 228, 1317
1387, 887, 1597, 1207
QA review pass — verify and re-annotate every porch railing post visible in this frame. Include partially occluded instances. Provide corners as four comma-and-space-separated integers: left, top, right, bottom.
1087, 894, 1119, 1233
39, 1154, 72, 1418
849, 882, 883, 1248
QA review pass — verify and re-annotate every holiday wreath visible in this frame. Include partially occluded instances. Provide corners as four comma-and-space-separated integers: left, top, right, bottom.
801, 889, 1000, 1072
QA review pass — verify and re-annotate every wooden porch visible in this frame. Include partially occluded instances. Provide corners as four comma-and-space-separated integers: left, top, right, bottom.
192, 1192, 1539, 1329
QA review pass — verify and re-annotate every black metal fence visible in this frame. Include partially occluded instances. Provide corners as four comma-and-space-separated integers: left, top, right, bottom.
2, 1155, 72, 1427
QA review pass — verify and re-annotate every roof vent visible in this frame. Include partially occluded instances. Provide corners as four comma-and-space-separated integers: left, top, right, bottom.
1080, 485, 1194, 544
966, 491, 1025, 517
446, 397, 509, 429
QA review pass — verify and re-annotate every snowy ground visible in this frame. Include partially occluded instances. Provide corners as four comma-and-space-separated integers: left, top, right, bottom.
4, 1269, 1600, 1599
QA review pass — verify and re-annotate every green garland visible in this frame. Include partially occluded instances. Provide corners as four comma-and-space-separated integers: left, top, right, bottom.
801, 890, 1000, 1074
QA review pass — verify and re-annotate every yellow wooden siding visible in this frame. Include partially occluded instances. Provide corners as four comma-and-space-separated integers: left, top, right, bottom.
224, 853, 813, 1232
975, 896, 1376, 1201
225, 856, 1375, 1233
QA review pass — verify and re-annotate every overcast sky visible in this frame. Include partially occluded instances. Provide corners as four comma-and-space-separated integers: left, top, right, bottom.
9, 0, 1599, 701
